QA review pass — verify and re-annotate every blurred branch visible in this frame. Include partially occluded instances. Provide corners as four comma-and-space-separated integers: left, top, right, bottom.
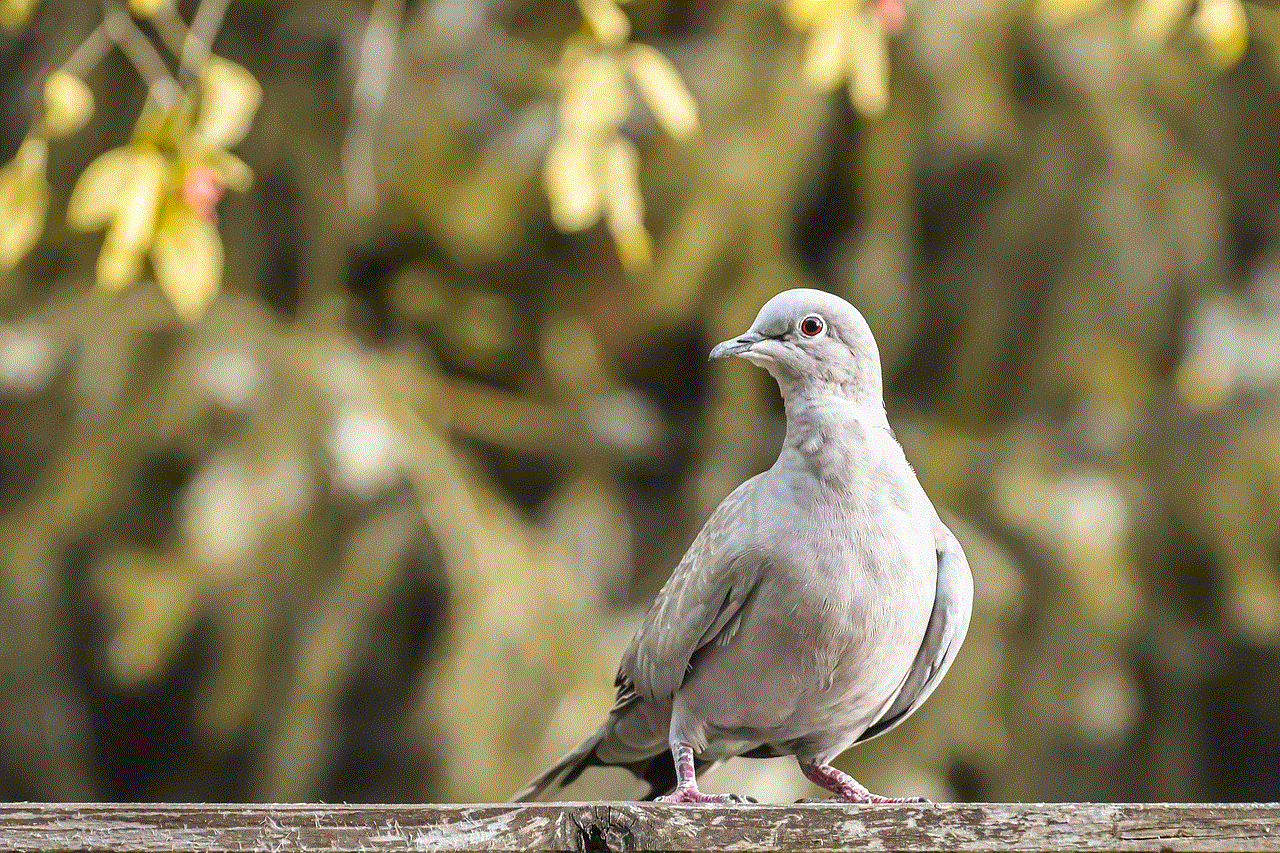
179, 0, 232, 83
343, 0, 405, 217
151, 4, 188, 63
430, 378, 663, 463
100, 1, 181, 109
61, 23, 112, 78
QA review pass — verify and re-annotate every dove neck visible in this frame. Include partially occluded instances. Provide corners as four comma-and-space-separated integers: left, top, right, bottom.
780, 388, 889, 452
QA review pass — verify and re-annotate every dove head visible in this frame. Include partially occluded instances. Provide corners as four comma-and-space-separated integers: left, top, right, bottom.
710, 288, 883, 406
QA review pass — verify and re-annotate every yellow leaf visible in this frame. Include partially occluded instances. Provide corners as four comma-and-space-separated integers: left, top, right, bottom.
96, 238, 144, 291
0, 0, 38, 30
95, 147, 167, 291
802, 7, 852, 91
626, 44, 699, 140
0, 157, 48, 269
95, 551, 200, 688
544, 136, 603, 232
13, 136, 47, 172
192, 58, 263, 150
151, 201, 224, 319
847, 10, 889, 117
603, 137, 651, 269
578, 0, 629, 46
205, 150, 253, 193
43, 71, 94, 138
1193, 0, 1248, 68
128, 0, 171, 18
68, 146, 135, 231
111, 147, 168, 253
613, 226, 653, 272
1131, 0, 1194, 45
783, 0, 842, 30
1174, 353, 1231, 412
560, 52, 628, 138
1036, 0, 1109, 27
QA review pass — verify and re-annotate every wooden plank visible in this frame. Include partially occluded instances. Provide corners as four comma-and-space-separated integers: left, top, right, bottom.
0, 802, 1276, 853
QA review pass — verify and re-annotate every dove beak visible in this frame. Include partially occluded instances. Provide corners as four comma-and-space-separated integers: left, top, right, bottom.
709, 331, 766, 360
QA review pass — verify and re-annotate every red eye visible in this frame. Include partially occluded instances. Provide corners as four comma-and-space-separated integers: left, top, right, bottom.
799, 315, 824, 337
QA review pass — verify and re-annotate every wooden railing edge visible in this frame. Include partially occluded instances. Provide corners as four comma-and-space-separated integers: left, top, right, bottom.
0, 801, 1277, 852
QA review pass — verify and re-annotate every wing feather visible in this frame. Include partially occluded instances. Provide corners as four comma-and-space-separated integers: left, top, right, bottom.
616, 474, 767, 703
857, 522, 973, 743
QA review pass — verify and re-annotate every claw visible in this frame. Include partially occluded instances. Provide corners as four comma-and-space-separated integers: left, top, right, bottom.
796, 794, 929, 805
847, 793, 928, 805
657, 788, 757, 804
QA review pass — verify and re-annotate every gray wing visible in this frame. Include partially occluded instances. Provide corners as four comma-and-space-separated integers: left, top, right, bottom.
857, 521, 973, 743
616, 474, 768, 704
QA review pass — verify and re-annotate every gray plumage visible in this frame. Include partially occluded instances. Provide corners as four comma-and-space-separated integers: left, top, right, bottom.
514, 288, 973, 803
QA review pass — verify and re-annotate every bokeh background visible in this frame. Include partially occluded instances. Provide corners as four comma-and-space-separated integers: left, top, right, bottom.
0, 0, 1278, 805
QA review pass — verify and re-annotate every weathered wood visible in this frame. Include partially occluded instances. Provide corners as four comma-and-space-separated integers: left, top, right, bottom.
0, 802, 1276, 853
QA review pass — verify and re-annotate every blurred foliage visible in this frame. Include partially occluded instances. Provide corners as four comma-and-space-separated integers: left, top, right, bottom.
0, 0, 1278, 805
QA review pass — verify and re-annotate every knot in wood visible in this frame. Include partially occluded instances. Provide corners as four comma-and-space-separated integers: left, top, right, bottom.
569, 804, 638, 853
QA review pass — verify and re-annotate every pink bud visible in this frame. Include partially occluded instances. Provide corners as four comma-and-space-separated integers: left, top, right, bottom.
871, 0, 906, 33
183, 165, 225, 222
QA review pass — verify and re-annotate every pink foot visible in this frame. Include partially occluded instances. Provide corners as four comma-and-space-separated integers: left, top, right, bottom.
656, 787, 755, 804
799, 761, 927, 805
656, 741, 757, 803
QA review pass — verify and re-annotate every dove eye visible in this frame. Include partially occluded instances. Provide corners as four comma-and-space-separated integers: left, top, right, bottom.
799, 315, 825, 337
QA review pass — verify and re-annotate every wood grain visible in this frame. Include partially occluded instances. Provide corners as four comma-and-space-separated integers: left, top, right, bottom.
0, 802, 1276, 853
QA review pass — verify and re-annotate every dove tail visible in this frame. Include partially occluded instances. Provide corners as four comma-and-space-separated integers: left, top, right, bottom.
511, 712, 728, 802
510, 723, 611, 802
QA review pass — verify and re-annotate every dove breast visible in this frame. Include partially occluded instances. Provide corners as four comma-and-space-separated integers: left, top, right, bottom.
670, 401, 937, 764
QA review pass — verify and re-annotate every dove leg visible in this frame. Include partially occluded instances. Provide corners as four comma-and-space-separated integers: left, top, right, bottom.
799, 760, 926, 804
654, 742, 752, 804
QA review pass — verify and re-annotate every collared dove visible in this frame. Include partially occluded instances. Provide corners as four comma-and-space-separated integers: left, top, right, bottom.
514, 288, 972, 804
